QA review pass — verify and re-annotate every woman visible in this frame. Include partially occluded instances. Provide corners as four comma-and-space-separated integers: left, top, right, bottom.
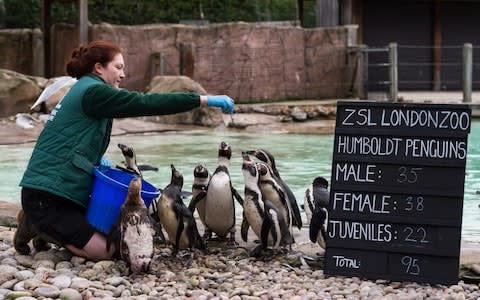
14, 40, 234, 260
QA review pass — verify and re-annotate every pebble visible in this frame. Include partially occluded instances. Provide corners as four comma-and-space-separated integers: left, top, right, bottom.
0, 226, 479, 299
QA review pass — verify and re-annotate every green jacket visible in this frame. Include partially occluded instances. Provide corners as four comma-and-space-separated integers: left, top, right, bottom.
20, 74, 200, 208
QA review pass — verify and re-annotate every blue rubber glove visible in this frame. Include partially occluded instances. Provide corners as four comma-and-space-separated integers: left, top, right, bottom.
99, 157, 112, 172
207, 95, 235, 114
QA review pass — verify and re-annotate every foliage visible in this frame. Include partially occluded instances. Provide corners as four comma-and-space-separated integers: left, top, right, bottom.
3, 0, 305, 29
4, 0, 41, 28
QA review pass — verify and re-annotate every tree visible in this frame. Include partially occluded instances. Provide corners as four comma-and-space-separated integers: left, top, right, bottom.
4, 0, 300, 28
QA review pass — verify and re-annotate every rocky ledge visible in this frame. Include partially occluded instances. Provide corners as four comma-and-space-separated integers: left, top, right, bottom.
1, 100, 337, 145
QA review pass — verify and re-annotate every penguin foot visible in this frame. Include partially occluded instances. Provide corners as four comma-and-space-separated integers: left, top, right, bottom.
249, 245, 275, 259
13, 241, 31, 255
202, 230, 212, 242
227, 232, 238, 246
177, 250, 193, 259
249, 245, 263, 257
32, 237, 51, 252
226, 237, 238, 247
153, 236, 167, 247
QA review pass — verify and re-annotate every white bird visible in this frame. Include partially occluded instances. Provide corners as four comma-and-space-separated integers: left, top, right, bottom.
31, 76, 77, 110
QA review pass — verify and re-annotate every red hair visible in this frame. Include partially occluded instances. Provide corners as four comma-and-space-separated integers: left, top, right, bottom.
66, 40, 122, 79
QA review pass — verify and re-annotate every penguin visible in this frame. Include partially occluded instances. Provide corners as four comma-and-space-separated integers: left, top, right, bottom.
246, 148, 303, 230
198, 141, 243, 244
256, 161, 293, 237
188, 164, 210, 230
304, 176, 329, 249
241, 152, 293, 257
117, 143, 159, 176
112, 177, 157, 273
156, 164, 205, 254
13, 209, 53, 255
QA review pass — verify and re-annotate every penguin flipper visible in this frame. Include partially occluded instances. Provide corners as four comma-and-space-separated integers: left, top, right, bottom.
180, 190, 193, 199
148, 214, 166, 244
185, 212, 205, 250
106, 210, 122, 253
240, 213, 250, 242
231, 187, 244, 206
260, 212, 274, 249
188, 191, 207, 213
318, 226, 327, 249
138, 164, 159, 172
115, 165, 138, 175
174, 212, 185, 255
280, 180, 302, 229
150, 198, 160, 222
309, 207, 327, 244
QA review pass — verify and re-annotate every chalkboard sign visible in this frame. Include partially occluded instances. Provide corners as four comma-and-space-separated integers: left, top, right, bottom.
324, 101, 471, 285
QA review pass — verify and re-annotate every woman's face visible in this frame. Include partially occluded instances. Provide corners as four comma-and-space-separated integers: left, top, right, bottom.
94, 53, 125, 88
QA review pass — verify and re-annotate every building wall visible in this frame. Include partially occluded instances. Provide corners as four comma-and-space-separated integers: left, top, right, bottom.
1, 22, 356, 102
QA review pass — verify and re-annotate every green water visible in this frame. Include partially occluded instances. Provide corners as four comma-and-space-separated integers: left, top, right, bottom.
2, 124, 480, 242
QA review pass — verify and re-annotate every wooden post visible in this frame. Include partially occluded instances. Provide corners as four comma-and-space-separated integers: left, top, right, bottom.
463, 43, 472, 103
78, 0, 88, 45
32, 28, 44, 77
360, 44, 368, 100
389, 43, 398, 102
345, 25, 358, 97
432, 0, 441, 90
42, 0, 53, 77
297, 0, 304, 27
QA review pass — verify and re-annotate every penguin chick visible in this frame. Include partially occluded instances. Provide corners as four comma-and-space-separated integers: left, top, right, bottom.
246, 148, 303, 230
305, 176, 329, 249
203, 141, 243, 245
241, 152, 292, 257
157, 164, 205, 254
118, 177, 156, 273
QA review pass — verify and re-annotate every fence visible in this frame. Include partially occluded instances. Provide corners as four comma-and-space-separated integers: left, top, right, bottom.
357, 43, 476, 103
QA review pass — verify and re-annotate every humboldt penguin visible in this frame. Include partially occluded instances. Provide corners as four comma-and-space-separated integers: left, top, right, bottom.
241, 153, 293, 257
199, 141, 243, 244
117, 143, 159, 176
156, 164, 204, 254
188, 164, 210, 230
304, 176, 329, 249
256, 161, 293, 237
114, 177, 157, 273
246, 148, 303, 230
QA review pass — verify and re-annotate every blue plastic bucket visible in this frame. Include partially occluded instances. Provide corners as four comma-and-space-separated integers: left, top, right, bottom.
86, 167, 160, 233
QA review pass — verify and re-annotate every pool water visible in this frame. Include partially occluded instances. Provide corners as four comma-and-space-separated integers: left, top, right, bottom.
1, 123, 480, 242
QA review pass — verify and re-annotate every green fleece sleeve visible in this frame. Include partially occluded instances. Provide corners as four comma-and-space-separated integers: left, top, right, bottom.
82, 84, 201, 118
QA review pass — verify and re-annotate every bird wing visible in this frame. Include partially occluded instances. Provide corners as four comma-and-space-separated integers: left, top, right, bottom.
31, 76, 76, 110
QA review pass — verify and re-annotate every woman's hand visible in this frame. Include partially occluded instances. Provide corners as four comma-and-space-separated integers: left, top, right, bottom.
206, 95, 235, 114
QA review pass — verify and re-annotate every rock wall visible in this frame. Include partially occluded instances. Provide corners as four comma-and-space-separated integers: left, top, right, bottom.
0, 28, 43, 77
1, 22, 355, 102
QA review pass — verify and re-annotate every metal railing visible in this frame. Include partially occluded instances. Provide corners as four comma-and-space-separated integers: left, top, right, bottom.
358, 43, 474, 103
